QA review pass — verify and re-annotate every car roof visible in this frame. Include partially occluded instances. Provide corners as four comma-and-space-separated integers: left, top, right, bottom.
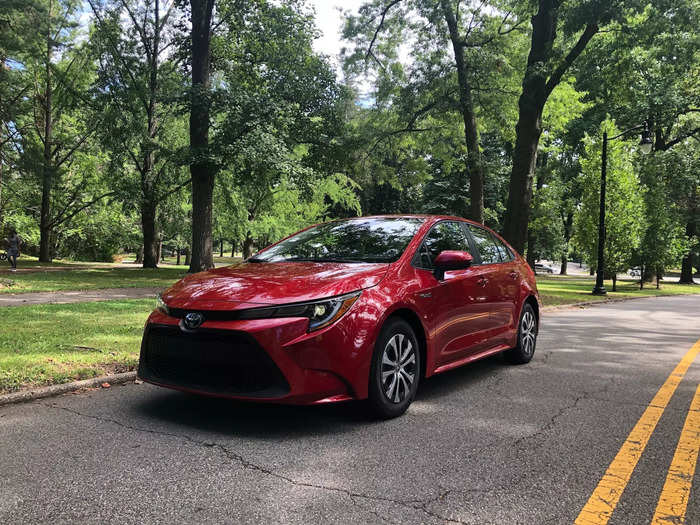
352, 214, 480, 225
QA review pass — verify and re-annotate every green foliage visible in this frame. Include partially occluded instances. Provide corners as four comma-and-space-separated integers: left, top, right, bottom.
573, 120, 645, 277
1, 0, 697, 268
635, 155, 689, 280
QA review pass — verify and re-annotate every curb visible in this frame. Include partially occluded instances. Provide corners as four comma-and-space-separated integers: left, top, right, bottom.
0, 371, 137, 407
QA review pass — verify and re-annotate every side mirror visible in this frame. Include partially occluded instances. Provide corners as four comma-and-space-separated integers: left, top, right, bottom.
433, 250, 473, 280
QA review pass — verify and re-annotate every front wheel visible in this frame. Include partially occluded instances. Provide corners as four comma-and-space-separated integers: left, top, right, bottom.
504, 303, 538, 364
367, 318, 421, 419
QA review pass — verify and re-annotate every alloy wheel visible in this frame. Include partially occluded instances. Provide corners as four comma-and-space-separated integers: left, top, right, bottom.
380, 334, 417, 404
520, 310, 537, 356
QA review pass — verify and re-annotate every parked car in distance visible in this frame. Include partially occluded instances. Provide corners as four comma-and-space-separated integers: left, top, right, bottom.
534, 263, 555, 274
629, 268, 641, 277
139, 215, 540, 418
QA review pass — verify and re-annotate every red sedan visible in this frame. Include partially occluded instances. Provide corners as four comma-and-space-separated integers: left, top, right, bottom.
139, 215, 540, 418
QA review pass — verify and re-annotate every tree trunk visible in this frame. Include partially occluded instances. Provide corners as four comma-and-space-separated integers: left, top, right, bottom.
39, 15, 53, 263
219, 239, 224, 257
135, 245, 144, 264
503, 1, 598, 253
231, 241, 235, 258
679, 192, 696, 283
176, 246, 181, 266
441, 0, 485, 223
611, 273, 617, 292
560, 211, 573, 275
526, 228, 536, 270
656, 269, 661, 289
188, 0, 216, 273
679, 251, 695, 284
243, 232, 254, 259
0, 126, 4, 229
589, 266, 595, 276
640, 264, 644, 290
184, 245, 191, 266
141, 199, 158, 268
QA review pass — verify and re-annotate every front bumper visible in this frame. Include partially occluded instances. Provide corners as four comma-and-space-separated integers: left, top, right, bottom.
138, 302, 377, 405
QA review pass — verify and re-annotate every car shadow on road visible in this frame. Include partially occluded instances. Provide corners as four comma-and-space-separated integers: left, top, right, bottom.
132, 354, 508, 438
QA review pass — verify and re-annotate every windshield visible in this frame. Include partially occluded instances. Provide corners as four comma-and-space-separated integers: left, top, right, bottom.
251, 218, 424, 263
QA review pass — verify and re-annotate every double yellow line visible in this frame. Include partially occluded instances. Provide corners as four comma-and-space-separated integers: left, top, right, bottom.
575, 338, 700, 525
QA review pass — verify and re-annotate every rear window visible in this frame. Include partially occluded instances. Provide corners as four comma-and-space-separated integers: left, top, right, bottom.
467, 225, 501, 265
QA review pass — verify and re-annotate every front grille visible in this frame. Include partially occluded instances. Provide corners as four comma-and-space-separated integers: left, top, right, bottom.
139, 325, 290, 397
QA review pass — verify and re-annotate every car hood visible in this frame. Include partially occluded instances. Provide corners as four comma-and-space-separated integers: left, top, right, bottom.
161, 261, 390, 310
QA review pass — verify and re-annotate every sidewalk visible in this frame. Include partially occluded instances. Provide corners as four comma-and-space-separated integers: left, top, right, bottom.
0, 287, 161, 307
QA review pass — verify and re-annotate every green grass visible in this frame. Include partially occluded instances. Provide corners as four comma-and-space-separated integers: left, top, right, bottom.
0, 299, 153, 393
537, 274, 700, 307
0, 266, 187, 294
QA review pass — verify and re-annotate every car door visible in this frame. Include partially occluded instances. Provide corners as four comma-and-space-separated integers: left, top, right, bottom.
490, 233, 520, 337
464, 224, 509, 347
411, 221, 493, 366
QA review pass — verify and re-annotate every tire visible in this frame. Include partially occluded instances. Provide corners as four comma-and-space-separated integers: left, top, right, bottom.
504, 302, 538, 364
367, 318, 421, 419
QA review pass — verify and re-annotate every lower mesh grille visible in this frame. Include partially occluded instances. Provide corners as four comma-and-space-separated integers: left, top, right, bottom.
139, 325, 290, 397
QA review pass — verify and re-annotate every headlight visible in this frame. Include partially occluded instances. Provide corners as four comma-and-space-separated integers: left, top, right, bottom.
237, 291, 361, 332
156, 294, 170, 315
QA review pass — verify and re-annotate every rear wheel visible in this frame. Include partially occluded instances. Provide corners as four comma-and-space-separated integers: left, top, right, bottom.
368, 318, 420, 419
504, 303, 538, 364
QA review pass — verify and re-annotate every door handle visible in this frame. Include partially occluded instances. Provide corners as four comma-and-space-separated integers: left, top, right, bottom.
477, 277, 489, 287
509, 271, 519, 280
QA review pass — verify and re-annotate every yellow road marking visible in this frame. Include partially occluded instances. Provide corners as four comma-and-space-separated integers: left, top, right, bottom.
651, 382, 700, 525
575, 338, 700, 525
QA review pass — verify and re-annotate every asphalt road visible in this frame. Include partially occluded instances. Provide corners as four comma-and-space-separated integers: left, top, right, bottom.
1, 295, 699, 524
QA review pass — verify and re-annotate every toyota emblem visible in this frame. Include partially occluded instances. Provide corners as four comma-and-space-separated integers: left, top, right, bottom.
181, 312, 205, 331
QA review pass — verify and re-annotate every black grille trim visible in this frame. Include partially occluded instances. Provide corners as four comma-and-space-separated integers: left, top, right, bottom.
139, 324, 290, 397
164, 307, 246, 321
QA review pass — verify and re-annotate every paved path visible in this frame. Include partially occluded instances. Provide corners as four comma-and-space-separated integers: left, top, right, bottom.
0, 287, 161, 307
1, 295, 699, 524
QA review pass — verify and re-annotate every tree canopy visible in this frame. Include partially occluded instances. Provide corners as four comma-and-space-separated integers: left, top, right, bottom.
0, 0, 697, 283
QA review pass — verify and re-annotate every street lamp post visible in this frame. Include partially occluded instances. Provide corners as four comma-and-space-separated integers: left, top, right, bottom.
592, 122, 653, 296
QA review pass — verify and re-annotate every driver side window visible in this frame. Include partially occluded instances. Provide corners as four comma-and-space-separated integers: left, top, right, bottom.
415, 221, 471, 269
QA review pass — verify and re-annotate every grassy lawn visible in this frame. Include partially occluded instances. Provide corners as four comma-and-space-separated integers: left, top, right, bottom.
0, 266, 187, 294
537, 274, 700, 307
0, 255, 243, 294
0, 299, 153, 393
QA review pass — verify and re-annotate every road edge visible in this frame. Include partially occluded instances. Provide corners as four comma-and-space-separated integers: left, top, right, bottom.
0, 371, 137, 407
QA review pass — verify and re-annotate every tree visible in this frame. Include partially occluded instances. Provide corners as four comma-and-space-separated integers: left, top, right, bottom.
636, 157, 688, 289
573, 120, 644, 291
502, 0, 641, 253
89, 0, 190, 268
13, 0, 99, 261
570, 0, 700, 280
187, 0, 215, 272
344, 0, 527, 223
183, 0, 349, 270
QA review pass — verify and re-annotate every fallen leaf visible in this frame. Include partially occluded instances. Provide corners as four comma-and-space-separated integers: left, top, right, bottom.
134, 379, 143, 385
101, 382, 111, 388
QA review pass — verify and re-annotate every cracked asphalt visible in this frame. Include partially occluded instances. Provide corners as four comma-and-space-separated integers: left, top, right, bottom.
1, 295, 699, 524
